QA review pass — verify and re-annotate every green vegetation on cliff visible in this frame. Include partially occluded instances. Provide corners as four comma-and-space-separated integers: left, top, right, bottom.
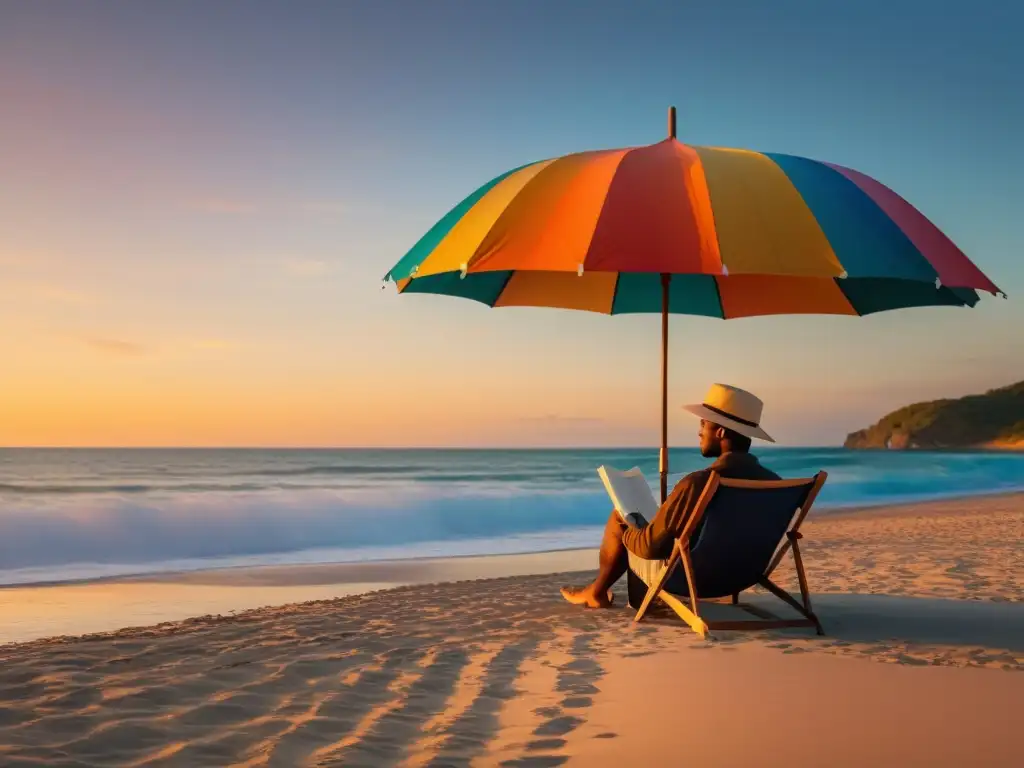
844, 380, 1024, 449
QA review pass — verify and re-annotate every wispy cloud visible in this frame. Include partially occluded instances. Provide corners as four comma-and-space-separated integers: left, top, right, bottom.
81, 337, 148, 357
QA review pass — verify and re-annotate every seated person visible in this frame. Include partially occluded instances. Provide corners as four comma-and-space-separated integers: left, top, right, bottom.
561, 383, 779, 609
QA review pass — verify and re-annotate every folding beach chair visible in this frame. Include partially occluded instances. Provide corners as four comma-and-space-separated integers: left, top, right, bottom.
629, 471, 828, 638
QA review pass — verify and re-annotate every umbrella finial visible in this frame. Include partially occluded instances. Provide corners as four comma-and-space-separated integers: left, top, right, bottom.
668, 106, 677, 140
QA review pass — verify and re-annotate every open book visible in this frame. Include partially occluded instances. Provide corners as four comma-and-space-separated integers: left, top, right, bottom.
597, 465, 660, 520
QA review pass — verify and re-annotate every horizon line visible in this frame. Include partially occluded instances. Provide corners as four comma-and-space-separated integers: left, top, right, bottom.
0, 443, 844, 451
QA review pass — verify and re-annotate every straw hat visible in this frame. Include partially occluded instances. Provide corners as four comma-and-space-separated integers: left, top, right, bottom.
682, 383, 774, 442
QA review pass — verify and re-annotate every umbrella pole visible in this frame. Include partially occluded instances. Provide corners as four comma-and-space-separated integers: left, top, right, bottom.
659, 272, 670, 504
659, 106, 676, 505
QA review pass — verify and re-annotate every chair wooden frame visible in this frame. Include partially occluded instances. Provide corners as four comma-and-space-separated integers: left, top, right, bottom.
632, 471, 828, 639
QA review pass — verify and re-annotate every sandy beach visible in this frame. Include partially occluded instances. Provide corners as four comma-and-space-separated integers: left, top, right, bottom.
1, 493, 1021, 766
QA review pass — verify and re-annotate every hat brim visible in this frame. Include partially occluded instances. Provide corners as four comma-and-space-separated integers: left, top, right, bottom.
682, 403, 775, 443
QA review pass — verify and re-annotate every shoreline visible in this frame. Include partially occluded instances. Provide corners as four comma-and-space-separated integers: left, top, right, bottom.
2, 487, 1022, 593
803, 486, 1024, 519
0, 549, 600, 647
2, 492, 1022, 648
840, 444, 1024, 453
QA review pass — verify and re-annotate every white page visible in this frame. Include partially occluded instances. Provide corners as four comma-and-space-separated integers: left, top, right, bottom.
597, 465, 659, 519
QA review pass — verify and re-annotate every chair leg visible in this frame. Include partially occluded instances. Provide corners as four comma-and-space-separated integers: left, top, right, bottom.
633, 581, 659, 623
680, 548, 701, 620
633, 550, 681, 623
758, 576, 806, 615
633, 544, 711, 638
790, 537, 812, 613
758, 576, 824, 635
656, 591, 709, 638
789, 537, 824, 635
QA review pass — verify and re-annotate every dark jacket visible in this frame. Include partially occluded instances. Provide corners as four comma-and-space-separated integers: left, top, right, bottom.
621, 452, 780, 560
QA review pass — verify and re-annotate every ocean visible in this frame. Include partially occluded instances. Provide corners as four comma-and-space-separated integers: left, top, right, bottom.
1, 447, 1022, 587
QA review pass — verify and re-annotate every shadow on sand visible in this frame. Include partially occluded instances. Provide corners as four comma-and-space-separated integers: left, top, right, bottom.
691, 592, 1024, 653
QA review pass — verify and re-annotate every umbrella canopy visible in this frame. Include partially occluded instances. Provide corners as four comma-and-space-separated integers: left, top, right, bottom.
383, 108, 1003, 499
385, 122, 1001, 315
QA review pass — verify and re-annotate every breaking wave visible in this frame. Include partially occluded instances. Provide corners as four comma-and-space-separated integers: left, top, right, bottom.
1, 447, 1022, 585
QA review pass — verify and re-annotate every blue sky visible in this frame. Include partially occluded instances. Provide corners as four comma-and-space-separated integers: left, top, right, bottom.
1, 0, 1021, 446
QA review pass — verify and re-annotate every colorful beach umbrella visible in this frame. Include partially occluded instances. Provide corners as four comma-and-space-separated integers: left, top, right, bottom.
383, 107, 1004, 502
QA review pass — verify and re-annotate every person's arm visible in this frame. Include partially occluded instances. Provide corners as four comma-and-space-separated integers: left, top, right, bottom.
621, 474, 700, 560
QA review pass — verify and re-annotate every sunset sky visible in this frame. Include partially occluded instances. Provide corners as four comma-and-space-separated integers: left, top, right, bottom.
2, 0, 1022, 448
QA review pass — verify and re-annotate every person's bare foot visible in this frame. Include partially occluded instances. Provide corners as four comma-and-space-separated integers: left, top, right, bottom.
559, 585, 615, 609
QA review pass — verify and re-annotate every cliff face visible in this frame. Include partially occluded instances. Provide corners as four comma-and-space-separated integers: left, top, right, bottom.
844, 380, 1024, 450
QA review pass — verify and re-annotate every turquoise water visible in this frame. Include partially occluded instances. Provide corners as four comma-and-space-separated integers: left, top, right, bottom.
1, 447, 1022, 585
